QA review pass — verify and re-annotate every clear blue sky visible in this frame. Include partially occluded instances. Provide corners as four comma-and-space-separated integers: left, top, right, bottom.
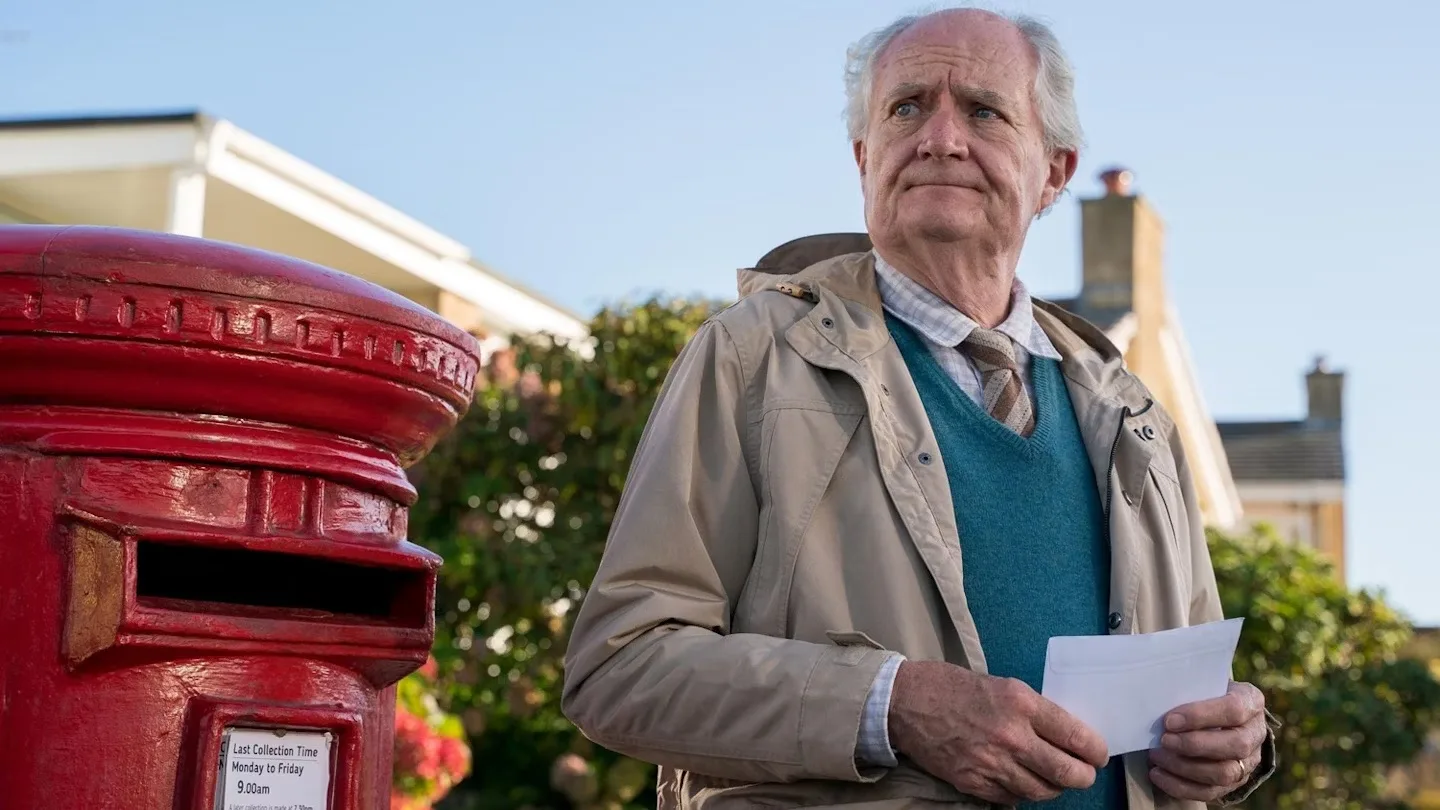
4, 1, 1438, 621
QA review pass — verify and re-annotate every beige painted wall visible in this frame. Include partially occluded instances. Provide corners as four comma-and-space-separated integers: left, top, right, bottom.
1316, 501, 1346, 581
437, 290, 489, 336
1238, 497, 1346, 581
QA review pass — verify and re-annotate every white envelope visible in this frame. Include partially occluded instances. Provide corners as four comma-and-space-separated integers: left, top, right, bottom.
1040, 618, 1244, 757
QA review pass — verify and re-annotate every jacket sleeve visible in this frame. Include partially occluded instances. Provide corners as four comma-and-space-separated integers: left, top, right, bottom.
1168, 421, 1279, 804
561, 318, 893, 785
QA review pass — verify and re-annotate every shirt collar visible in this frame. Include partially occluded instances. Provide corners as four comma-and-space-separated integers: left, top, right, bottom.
872, 251, 1061, 361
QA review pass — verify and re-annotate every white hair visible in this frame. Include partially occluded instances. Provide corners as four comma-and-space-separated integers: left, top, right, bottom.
843, 8, 1084, 154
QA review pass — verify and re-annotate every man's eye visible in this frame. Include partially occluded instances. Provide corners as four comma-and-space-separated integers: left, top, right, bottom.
974, 106, 1002, 120
894, 101, 920, 118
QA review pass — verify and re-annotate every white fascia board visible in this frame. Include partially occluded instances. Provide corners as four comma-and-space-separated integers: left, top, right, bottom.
1158, 309, 1245, 528
165, 166, 208, 237
208, 150, 587, 341
0, 122, 198, 177
213, 122, 471, 260
477, 334, 512, 365
434, 257, 589, 341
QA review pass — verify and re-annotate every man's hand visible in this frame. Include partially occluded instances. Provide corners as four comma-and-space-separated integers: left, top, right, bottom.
888, 660, 1110, 805
1148, 681, 1267, 803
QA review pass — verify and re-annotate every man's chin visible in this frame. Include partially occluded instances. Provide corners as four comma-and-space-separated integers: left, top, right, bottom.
900, 213, 982, 243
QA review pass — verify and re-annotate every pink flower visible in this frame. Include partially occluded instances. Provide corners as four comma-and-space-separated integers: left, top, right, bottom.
413, 730, 445, 781
393, 708, 428, 774
391, 675, 473, 807
438, 735, 471, 779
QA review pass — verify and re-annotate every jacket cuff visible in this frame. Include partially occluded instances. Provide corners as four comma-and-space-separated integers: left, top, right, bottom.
800, 644, 895, 783
1219, 708, 1282, 806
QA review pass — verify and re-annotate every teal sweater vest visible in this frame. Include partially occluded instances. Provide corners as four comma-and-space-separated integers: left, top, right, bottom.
887, 316, 1125, 810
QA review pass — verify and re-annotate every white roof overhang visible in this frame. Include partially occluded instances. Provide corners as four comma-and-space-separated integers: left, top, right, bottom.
0, 112, 587, 344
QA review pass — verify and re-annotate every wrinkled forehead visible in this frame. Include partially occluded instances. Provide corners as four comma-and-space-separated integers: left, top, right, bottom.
871, 14, 1036, 99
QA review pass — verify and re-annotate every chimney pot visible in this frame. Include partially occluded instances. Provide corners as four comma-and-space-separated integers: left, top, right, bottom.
1100, 167, 1134, 197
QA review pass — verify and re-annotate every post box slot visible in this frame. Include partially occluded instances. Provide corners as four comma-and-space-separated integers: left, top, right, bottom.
135, 540, 426, 626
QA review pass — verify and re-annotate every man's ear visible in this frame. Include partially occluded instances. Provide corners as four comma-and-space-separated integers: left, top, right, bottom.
853, 139, 867, 176
1038, 148, 1078, 213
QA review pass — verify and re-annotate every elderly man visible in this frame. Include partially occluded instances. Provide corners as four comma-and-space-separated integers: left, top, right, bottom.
563, 7, 1275, 809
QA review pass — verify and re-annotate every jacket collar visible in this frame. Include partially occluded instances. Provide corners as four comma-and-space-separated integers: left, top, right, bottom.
737, 251, 1141, 405
872, 253, 1061, 362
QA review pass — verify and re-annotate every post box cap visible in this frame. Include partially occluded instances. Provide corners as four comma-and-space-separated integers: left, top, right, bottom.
0, 225, 483, 466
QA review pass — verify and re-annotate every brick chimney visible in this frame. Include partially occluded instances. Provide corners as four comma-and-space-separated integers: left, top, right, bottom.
1306, 356, 1344, 424
1079, 167, 1166, 325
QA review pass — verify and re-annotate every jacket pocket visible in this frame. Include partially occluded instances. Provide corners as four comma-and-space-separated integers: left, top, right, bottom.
1147, 464, 1193, 593
1150, 468, 1181, 546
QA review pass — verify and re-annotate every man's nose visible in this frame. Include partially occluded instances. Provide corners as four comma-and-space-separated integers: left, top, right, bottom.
916, 104, 970, 160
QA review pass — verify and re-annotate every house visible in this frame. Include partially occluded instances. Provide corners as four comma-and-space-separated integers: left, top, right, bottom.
1215, 362, 1347, 578
0, 110, 587, 360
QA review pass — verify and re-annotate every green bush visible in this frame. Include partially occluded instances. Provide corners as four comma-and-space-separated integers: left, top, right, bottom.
1210, 524, 1440, 809
407, 297, 721, 809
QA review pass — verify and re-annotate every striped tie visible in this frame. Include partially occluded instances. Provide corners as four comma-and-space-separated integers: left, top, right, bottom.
960, 327, 1035, 437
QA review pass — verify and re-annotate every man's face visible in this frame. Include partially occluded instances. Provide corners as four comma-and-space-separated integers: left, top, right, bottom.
854, 11, 1074, 258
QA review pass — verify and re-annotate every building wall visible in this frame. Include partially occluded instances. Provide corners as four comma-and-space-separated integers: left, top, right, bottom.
1239, 499, 1317, 547
399, 286, 441, 314
437, 291, 488, 337
1123, 332, 1177, 418
0, 201, 40, 223
1316, 500, 1345, 579
1235, 482, 1346, 580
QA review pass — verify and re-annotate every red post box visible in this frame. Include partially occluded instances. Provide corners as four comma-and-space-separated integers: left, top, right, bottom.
0, 226, 482, 809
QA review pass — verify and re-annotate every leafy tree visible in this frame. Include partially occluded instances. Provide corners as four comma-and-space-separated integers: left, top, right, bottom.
1211, 524, 1440, 809
407, 297, 722, 810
